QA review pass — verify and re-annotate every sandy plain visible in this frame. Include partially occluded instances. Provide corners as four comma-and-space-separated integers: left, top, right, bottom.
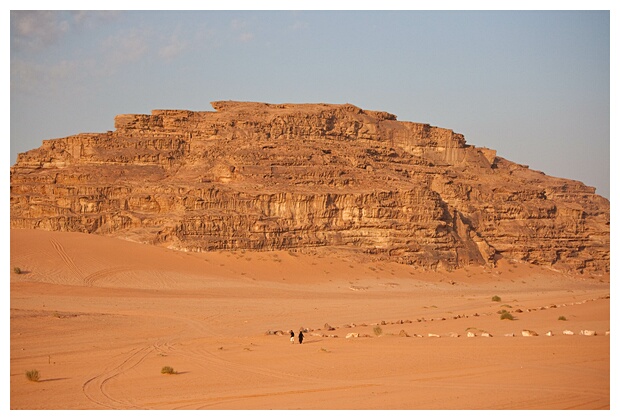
9, 228, 610, 410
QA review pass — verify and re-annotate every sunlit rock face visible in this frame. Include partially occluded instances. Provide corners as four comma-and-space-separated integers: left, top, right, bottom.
10, 101, 609, 273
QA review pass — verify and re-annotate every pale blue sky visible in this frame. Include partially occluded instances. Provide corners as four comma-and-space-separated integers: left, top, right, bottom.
8, 5, 612, 198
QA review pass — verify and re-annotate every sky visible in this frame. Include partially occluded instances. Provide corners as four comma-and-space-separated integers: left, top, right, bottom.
7, 3, 613, 199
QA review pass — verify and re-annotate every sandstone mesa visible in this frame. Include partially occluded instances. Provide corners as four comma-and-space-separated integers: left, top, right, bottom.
10, 101, 610, 273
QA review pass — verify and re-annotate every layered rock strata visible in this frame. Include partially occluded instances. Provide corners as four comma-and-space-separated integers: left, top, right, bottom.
10, 101, 610, 273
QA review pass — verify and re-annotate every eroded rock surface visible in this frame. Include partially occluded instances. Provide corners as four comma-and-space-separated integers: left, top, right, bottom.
10, 101, 609, 273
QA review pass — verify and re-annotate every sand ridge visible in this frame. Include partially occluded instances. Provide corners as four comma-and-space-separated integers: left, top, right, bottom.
9, 229, 610, 409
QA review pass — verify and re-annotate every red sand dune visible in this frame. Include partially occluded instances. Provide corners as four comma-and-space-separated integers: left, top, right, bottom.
10, 229, 610, 409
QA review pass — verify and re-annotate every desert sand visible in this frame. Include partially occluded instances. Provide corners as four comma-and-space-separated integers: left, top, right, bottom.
9, 229, 610, 410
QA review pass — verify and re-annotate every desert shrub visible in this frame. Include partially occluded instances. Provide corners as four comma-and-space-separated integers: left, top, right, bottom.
492, 295, 501, 302
26, 369, 40, 382
558, 315, 567, 321
14, 267, 22, 274
161, 366, 176, 375
373, 326, 383, 336
500, 310, 514, 321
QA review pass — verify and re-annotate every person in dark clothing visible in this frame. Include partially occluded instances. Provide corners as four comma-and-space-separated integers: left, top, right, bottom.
298, 330, 304, 344
290, 330, 295, 344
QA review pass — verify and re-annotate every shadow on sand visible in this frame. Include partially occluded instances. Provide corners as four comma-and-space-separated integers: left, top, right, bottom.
299, 338, 324, 344
38, 377, 70, 383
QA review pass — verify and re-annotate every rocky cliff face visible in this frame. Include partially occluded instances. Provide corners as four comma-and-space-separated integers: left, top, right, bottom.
10, 101, 610, 273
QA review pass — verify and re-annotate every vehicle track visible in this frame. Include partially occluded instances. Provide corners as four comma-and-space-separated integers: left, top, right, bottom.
82, 266, 133, 287
49, 238, 84, 281
188, 383, 378, 409
82, 345, 156, 409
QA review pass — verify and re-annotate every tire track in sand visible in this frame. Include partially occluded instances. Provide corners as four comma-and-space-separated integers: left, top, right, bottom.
49, 239, 84, 281
82, 345, 156, 409
82, 266, 133, 287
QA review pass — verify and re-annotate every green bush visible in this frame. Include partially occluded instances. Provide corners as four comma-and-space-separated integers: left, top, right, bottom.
26, 369, 40, 382
558, 315, 567, 321
491, 295, 501, 302
161, 366, 176, 375
373, 326, 383, 336
14, 267, 22, 274
500, 310, 514, 321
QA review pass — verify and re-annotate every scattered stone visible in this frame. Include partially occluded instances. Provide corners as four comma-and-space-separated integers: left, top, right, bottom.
428, 333, 440, 338
521, 329, 538, 337
448, 332, 460, 338
605, 331, 610, 336
580, 330, 596, 336
545, 331, 553, 336
467, 332, 476, 338
345, 332, 359, 339
324, 323, 335, 331
563, 330, 575, 335
504, 333, 515, 337
399, 330, 410, 337
265, 329, 284, 336
481, 332, 492, 337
